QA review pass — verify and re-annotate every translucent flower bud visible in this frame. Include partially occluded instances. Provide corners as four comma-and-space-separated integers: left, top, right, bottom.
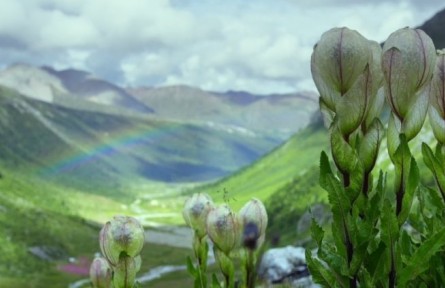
312, 27, 371, 109
382, 27, 435, 123
238, 198, 268, 250
206, 205, 239, 255
429, 49, 445, 144
100, 216, 145, 266
89, 257, 112, 288
183, 193, 214, 239
311, 27, 378, 135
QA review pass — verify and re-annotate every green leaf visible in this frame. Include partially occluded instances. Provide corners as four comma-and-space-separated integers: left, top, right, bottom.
380, 200, 399, 247
186, 256, 197, 277
319, 151, 334, 191
330, 123, 358, 175
422, 142, 445, 199
211, 274, 222, 288
305, 249, 335, 287
398, 227, 445, 286
359, 118, 384, 173
398, 157, 419, 225
311, 217, 325, 248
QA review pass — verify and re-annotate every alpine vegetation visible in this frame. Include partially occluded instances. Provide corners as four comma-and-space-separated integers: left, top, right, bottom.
308, 26, 445, 287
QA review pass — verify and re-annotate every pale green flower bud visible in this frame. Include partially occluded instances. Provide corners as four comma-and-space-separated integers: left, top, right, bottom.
311, 27, 381, 135
183, 193, 214, 239
89, 257, 112, 288
429, 49, 445, 144
100, 216, 145, 266
206, 205, 239, 255
382, 27, 435, 136
238, 198, 268, 250
311, 27, 371, 111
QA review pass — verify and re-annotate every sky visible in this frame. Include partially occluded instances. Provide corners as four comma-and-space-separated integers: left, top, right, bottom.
1, 0, 444, 94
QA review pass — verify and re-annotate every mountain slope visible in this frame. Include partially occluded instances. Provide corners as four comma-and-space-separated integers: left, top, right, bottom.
419, 7, 445, 50
127, 86, 318, 139
0, 85, 279, 196
189, 123, 329, 209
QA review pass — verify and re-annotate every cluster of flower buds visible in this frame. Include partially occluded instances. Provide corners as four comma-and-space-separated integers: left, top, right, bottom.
183, 193, 268, 287
382, 27, 436, 157
183, 194, 268, 254
91, 215, 145, 288
311, 27, 384, 136
429, 49, 445, 145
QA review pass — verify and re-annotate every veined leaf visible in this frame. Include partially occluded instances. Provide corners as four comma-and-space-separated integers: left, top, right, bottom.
306, 249, 336, 288
398, 227, 445, 286
398, 157, 419, 225
422, 142, 445, 200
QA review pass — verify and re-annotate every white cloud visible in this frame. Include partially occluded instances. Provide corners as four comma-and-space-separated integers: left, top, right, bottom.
0, 0, 444, 93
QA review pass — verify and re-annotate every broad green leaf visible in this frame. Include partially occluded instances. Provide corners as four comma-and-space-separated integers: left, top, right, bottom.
186, 256, 197, 277
330, 124, 359, 176
359, 118, 384, 173
422, 143, 445, 199
211, 274, 222, 288
398, 157, 419, 225
398, 227, 445, 286
311, 218, 324, 248
306, 249, 336, 287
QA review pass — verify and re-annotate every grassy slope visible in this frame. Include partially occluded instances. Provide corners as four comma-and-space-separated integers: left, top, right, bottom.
0, 167, 196, 287
190, 125, 329, 210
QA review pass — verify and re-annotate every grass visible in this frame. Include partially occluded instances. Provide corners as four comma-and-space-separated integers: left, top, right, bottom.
189, 125, 329, 210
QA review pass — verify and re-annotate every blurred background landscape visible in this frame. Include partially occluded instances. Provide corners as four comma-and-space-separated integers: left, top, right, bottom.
0, 0, 444, 287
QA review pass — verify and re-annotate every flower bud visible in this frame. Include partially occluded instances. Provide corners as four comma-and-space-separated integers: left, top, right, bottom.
89, 257, 112, 288
238, 198, 268, 250
311, 27, 381, 135
429, 49, 445, 144
311, 27, 370, 111
206, 205, 239, 255
100, 216, 145, 266
382, 27, 435, 137
183, 193, 214, 239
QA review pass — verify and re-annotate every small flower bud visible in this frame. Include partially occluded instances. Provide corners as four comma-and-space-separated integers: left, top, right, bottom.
429, 49, 445, 144
100, 216, 145, 266
382, 27, 435, 139
89, 257, 112, 288
238, 198, 268, 250
183, 193, 214, 239
206, 205, 239, 255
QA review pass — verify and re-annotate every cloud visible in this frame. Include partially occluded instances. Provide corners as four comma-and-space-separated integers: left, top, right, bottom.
0, 0, 444, 93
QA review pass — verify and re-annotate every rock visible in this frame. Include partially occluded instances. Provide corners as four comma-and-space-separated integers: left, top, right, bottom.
258, 246, 319, 287
28, 246, 67, 261
297, 203, 331, 235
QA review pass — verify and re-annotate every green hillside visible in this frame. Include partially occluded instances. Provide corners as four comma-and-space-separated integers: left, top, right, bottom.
189, 123, 329, 208
0, 85, 280, 198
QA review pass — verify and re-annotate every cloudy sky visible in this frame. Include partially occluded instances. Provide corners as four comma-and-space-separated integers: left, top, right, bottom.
1, 0, 444, 94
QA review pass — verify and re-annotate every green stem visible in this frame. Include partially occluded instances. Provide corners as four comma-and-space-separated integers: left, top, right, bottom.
193, 235, 208, 288
214, 248, 235, 288
245, 250, 255, 288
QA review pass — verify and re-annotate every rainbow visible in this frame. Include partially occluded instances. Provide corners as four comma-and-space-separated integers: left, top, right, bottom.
38, 121, 181, 176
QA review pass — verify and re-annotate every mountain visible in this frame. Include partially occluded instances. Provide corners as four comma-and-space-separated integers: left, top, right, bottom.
0, 64, 153, 114
0, 85, 280, 196
419, 7, 445, 50
127, 85, 318, 139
